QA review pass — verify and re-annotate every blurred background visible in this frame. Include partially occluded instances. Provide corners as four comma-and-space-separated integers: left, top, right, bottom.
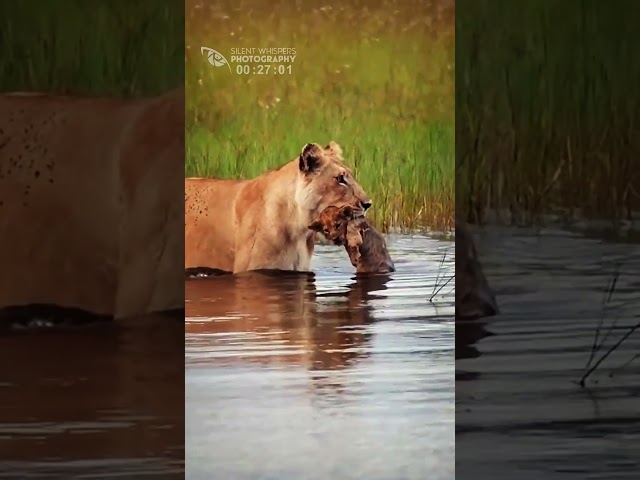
0, 0, 185, 477
0, 0, 183, 96
186, 0, 454, 231
457, 0, 640, 228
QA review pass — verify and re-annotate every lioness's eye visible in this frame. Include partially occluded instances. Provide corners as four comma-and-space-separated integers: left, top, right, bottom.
336, 174, 347, 185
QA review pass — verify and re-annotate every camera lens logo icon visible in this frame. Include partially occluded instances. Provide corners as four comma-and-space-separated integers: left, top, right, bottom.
200, 47, 232, 73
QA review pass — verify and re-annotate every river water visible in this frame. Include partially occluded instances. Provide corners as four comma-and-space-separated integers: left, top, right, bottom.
185, 234, 455, 480
456, 226, 640, 479
0, 316, 184, 479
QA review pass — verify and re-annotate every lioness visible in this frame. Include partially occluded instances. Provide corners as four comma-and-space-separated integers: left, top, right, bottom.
185, 142, 371, 273
309, 205, 395, 274
0, 88, 184, 322
455, 219, 498, 319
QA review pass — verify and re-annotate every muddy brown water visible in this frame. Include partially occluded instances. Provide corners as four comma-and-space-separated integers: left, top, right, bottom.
457, 226, 640, 479
186, 234, 455, 480
0, 316, 184, 478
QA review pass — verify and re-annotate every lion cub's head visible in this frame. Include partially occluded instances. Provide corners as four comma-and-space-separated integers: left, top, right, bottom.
307, 205, 355, 245
296, 142, 371, 219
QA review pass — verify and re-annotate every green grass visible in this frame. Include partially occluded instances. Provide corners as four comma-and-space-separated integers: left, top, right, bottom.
0, 0, 184, 96
186, 0, 455, 232
457, 0, 640, 224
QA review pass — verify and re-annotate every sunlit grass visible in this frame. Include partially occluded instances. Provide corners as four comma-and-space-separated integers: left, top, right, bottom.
186, 0, 455, 231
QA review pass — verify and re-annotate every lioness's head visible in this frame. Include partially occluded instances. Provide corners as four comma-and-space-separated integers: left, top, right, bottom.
296, 142, 371, 220
308, 205, 355, 245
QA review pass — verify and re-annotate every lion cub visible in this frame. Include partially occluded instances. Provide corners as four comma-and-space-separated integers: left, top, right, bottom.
309, 205, 395, 273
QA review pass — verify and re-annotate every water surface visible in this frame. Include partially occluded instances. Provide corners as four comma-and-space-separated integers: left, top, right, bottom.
457, 226, 640, 479
186, 234, 455, 480
0, 316, 184, 478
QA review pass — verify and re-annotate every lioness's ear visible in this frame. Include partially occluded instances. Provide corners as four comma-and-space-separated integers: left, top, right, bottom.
325, 141, 343, 157
299, 143, 324, 173
340, 205, 354, 219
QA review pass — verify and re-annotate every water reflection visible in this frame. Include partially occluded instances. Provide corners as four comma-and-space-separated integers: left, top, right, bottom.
186, 271, 395, 373
186, 235, 455, 480
456, 318, 492, 363
0, 314, 184, 478
456, 226, 640, 479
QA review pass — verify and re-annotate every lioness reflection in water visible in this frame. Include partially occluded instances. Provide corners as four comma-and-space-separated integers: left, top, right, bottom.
185, 271, 392, 377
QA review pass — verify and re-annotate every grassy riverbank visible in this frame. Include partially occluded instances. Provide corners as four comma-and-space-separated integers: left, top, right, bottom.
0, 0, 183, 95
457, 0, 640, 224
186, 0, 455, 232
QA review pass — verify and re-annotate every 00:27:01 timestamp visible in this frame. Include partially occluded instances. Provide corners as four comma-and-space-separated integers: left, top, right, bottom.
235, 64, 293, 75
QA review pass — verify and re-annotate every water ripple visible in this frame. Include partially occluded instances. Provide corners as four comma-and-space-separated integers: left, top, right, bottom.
186, 234, 454, 480
457, 227, 640, 479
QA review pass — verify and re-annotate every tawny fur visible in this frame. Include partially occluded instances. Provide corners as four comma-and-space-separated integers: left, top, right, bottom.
309, 205, 395, 274
0, 88, 184, 320
185, 142, 371, 273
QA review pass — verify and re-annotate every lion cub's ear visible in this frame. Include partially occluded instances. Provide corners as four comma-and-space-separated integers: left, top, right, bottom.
308, 219, 324, 232
340, 205, 354, 219
299, 143, 325, 174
